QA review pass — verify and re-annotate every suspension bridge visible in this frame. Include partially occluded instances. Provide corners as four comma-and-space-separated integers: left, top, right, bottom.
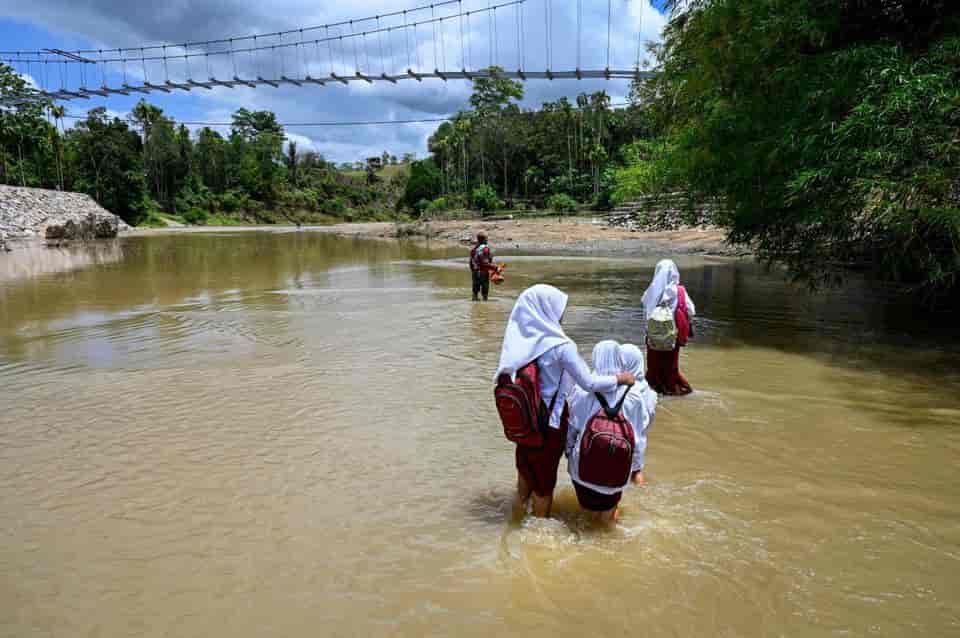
0, 0, 657, 106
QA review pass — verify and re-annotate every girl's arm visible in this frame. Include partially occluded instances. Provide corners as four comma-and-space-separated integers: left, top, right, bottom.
557, 342, 632, 392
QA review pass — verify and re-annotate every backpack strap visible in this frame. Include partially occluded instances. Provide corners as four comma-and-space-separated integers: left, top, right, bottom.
594, 384, 633, 419
543, 370, 564, 422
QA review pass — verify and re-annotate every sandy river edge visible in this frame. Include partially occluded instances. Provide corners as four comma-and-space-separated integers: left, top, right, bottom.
124, 218, 748, 258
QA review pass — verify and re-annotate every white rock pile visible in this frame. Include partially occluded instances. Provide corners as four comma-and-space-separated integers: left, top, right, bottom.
0, 185, 130, 240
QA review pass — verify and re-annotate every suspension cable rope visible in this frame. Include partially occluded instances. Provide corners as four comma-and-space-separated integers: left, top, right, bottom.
515, 3, 520, 70
376, 17, 385, 75
386, 26, 394, 75
544, 0, 550, 70
299, 29, 307, 78
635, 0, 643, 70
362, 31, 370, 73
403, 11, 411, 69
431, 4, 438, 71
458, 1, 465, 70
3, 0, 524, 67
0, 0, 465, 58
184, 45, 192, 81
577, 0, 581, 69
466, 11, 472, 70
488, 1, 494, 68
325, 27, 333, 75
519, 1, 525, 70
606, 0, 612, 69
493, 6, 499, 68
414, 21, 422, 70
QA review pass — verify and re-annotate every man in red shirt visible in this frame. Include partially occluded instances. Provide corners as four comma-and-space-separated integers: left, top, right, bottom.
469, 232, 496, 301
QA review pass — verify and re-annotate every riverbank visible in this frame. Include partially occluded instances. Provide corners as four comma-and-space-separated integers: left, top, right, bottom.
127, 217, 745, 257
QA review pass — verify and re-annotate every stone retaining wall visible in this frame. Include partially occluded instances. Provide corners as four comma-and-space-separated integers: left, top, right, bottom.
608, 192, 720, 232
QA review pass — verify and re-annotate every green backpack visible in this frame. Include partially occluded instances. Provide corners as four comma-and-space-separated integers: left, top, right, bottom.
647, 302, 678, 351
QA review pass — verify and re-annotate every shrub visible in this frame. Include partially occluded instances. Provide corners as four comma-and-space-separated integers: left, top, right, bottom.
546, 193, 578, 213
182, 207, 209, 225
414, 198, 431, 216
426, 196, 449, 212
470, 184, 504, 212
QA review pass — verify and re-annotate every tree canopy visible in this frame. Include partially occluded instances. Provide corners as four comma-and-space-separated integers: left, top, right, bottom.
634, 0, 960, 302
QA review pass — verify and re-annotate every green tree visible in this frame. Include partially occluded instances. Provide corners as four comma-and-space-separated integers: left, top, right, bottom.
64, 108, 147, 224
634, 0, 960, 301
402, 159, 442, 213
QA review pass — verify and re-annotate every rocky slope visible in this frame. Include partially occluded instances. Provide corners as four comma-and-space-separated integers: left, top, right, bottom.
0, 185, 130, 242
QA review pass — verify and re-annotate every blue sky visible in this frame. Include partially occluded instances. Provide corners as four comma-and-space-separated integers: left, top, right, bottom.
0, 0, 667, 162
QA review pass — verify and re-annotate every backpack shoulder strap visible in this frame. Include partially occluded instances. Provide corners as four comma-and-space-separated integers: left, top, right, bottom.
594, 384, 633, 419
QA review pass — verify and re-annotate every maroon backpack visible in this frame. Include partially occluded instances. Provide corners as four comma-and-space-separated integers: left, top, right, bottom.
578, 387, 635, 488
495, 361, 561, 448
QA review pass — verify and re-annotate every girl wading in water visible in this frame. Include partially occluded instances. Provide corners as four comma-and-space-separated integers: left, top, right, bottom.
642, 259, 696, 395
494, 285, 635, 519
567, 341, 658, 527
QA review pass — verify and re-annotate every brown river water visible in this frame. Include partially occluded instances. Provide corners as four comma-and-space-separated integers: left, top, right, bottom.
1, 231, 959, 637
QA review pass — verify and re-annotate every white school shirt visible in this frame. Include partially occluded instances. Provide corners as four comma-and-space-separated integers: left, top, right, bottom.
566, 384, 658, 494
537, 342, 618, 429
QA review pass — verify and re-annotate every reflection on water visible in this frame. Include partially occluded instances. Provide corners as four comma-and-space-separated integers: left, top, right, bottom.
1, 232, 959, 637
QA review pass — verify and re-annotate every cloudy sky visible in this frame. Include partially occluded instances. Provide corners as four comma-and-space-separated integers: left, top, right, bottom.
0, 0, 667, 162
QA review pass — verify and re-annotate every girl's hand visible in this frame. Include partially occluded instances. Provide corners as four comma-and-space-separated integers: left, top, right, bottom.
617, 372, 636, 386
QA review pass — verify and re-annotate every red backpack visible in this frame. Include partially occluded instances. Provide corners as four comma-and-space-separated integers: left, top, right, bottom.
578, 388, 635, 488
675, 286, 692, 347
494, 361, 561, 447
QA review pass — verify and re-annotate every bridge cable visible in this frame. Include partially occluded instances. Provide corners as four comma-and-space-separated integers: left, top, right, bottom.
519, 0, 525, 70
299, 29, 307, 79
543, 0, 549, 70
466, 11, 472, 70
635, 0, 643, 70
488, 2, 494, 68
386, 26, 395, 75
403, 11, 411, 69
440, 17, 447, 73
577, 0, 581, 70
606, 0, 611, 70
377, 17, 385, 75
515, 2, 520, 70
362, 32, 370, 74
458, 1, 465, 70
430, 5, 437, 72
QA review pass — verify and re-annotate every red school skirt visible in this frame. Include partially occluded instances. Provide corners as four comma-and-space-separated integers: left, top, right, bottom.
646, 345, 692, 396
515, 405, 569, 497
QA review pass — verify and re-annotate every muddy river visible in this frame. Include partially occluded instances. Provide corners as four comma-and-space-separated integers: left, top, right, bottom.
1, 231, 958, 636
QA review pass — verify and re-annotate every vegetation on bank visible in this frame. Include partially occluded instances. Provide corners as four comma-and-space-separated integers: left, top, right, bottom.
0, 65, 406, 227
630, 0, 960, 303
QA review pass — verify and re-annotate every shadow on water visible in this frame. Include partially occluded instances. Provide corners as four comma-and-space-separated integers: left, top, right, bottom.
533, 257, 960, 387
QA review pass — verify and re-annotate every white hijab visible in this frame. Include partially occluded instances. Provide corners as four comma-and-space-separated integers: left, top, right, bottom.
620, 343, 658, 415
590, 339, 623, 404
641, 259, 681, 318
495, 284, 571, 381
